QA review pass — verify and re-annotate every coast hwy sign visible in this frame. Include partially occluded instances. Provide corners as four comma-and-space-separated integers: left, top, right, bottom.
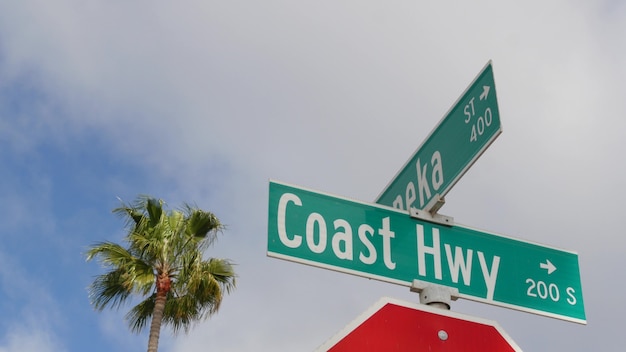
267, 180, 586, 324
376, 61, 501, 212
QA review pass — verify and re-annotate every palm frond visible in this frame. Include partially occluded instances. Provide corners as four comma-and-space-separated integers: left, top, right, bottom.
205, 258, 237, 294
162, 293, 202, 334
126, 294, 156, 334
146, 198, 163, 227
112, 205, 144, 229
86, 241, 135, 266
185, 207, 223, 240
88, 268, 134, 310
86, 241, 155, 299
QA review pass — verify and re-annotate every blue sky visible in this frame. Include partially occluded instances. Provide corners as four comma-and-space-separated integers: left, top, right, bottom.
1, 1, 626, 351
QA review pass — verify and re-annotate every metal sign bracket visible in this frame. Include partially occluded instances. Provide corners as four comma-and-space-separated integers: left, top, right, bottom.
410, 194, 454, 226
411, 279, 459, 310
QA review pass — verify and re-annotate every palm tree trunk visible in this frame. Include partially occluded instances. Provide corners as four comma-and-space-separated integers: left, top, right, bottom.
147, 284, 168, 352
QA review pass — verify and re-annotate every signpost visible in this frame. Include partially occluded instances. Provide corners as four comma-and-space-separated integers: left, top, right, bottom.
317, 297, 522, 351
267, 180, 586, 324
376, 61, 501, 212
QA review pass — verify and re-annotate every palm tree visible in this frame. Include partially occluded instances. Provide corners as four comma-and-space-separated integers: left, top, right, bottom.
86, 196, 236, 352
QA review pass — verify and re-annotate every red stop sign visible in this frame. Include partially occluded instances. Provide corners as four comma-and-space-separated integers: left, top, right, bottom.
317, 297, 521, 352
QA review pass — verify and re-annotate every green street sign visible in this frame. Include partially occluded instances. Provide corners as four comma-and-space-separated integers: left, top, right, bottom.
376, 61, 502, 212
268, 181, 586, 324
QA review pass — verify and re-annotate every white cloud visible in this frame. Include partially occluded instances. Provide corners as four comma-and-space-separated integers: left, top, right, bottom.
0, 326, 65, 352
1, 0, 626, 350
0, 252, 66, 352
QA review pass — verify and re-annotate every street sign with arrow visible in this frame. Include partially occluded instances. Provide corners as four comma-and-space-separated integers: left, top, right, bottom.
267, 180, 586, 324
376, 61, 501, 213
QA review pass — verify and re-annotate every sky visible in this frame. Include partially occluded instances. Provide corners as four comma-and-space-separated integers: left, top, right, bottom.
0, 0, 625, 351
